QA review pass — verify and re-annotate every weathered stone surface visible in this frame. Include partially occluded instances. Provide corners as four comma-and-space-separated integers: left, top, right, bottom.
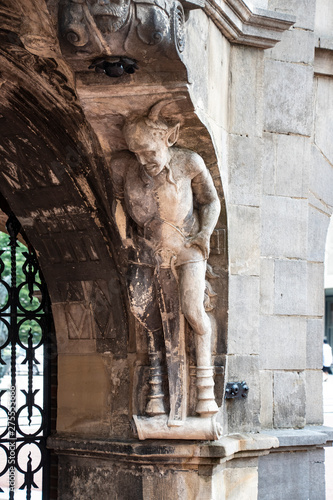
262, 133, 309, 198
142, 466, 215, 500
307, 262, 325, 317
259, 316, 306, 370
264, 60, 313, 135
274, 259, 307, 315
325, 218, 333, 289
57, 354, 112, 436
228, 205, 260, 276
267, 0, 316, 30
58, 457, 144, 500
266, 28, 315, 65
273, 371, 306, 428
228, 135, 263, 206
260, 257, 275, 315
315, 0, 333, 36
261, 196, 308, 259
223, 464, 258, 500
307, 319, 324, 369
305, 370, 323, 425
261, 133, 275, 196
262, 427, 333, 446
258, 449, 325, 500
314, 75, 333, 166
229, 46, 264, 137
185, 14, 230, 131
307, 206, 330, 262
226, 355, 260, 433
310, 145, 333, 213
228, 276, 260, 355
51, 432, 280, 499
52, 302, 96, 355
309, 448, 326, 500
259, 370, 273, 428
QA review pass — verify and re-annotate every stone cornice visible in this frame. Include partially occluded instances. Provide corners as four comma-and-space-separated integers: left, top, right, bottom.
48, 432, 279, 466
202, 0, 295, 49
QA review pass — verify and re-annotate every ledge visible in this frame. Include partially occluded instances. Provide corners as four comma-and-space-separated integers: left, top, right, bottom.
261, 426, 333, 450
48, 426, 333, 467
47, 432, 279, 466
202, 0, 295, 49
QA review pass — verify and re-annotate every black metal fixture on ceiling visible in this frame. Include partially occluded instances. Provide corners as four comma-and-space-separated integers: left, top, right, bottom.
89, 56, 139, 77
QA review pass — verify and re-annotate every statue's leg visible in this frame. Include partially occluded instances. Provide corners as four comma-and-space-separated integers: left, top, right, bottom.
145, 327, 165, 416
178, 261, 218, 417
156, 267, 187, 425
127, 263, 165, 416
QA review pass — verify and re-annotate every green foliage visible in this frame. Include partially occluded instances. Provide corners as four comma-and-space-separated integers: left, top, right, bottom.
0, 231, 42, 348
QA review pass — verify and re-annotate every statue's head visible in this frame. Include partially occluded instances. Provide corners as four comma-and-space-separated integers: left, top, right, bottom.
88, 0, 131, 33
123, 99, 183, 177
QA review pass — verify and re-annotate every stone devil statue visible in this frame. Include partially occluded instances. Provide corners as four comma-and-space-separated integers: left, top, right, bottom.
111, 98, 222, 439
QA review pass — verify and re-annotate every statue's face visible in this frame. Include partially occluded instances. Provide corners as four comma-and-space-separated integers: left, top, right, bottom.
88, 0, 130, 32
125, 125, 170, 177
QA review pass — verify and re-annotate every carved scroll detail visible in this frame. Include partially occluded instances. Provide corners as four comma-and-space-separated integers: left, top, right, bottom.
60, 0, 187, 61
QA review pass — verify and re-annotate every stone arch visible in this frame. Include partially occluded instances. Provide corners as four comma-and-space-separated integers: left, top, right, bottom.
0, 40, 131, 436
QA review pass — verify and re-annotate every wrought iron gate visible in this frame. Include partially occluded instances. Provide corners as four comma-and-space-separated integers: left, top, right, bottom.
0, 214, 52, 499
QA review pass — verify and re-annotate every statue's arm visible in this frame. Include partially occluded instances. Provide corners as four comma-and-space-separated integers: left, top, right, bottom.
185, 153, 220, 259
110, 152, 133, 248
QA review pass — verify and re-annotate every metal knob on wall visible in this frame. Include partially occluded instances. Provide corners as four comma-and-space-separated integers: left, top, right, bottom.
225, 381, 249, 399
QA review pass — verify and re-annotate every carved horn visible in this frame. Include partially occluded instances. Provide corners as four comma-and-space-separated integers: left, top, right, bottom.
148, 96, 186, 123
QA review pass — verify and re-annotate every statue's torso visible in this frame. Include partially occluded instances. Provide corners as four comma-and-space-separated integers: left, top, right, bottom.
123, 149, 203, 266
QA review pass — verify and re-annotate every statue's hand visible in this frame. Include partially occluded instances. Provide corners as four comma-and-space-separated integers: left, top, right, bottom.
122, 238, 134, 249
185, 231, 210, 259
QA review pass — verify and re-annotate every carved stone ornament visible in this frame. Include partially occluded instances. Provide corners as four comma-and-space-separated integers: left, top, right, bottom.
60, 0, 186, 61
111, 98, 222, 439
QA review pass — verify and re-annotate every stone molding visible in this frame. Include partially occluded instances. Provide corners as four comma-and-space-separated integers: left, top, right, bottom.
48, 432, 279, 465
262, 426, 333, 450
48, 426, 333, 465
203, 0, 295, 49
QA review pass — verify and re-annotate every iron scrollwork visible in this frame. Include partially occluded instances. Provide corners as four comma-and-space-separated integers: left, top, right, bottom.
0, 213, 53, 499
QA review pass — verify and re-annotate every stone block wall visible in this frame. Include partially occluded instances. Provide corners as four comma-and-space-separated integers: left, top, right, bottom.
218, 0, 333, 434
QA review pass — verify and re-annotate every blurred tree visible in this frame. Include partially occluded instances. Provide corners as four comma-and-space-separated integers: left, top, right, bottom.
0, 231, 42, 348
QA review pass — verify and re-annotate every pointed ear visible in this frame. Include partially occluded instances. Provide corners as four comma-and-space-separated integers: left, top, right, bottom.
166, 123, 180, 147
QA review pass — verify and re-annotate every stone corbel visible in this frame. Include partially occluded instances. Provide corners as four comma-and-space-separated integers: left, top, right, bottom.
58, 0, 296, 75
59, 0, 188, 64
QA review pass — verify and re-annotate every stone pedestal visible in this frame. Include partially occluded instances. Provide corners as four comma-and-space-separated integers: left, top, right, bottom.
48, 426, 333, 499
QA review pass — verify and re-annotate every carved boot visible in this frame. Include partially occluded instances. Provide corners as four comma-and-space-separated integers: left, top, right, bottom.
146, 328, 165, 416
196, 366, 219, 417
